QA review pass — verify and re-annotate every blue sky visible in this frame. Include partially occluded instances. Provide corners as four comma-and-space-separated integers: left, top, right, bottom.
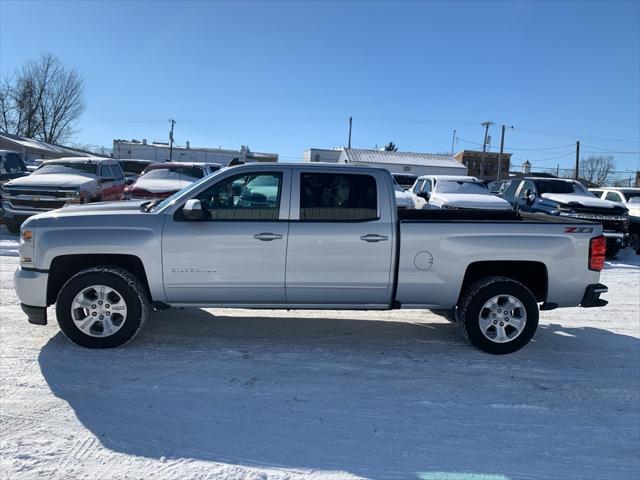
1, 0, 638, 173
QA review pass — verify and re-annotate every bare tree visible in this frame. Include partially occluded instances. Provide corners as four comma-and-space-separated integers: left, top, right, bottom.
580, 155, 615, 186
0, 53, 85, 144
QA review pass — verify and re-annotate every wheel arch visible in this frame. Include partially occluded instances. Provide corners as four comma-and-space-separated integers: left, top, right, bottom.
458, 260, 548, 304
47, 254, 151, 305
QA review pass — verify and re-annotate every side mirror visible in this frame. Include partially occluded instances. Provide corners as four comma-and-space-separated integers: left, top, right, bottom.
418, 191, 430, 201
526, 192, 536, 204
125, 177, 135, 186
183, 199, 205, 220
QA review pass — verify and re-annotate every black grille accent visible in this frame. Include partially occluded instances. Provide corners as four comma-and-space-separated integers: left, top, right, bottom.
11, 199, 66, 209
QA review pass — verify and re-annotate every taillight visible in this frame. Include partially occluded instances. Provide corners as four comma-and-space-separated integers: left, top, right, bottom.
589, 236, 606, 271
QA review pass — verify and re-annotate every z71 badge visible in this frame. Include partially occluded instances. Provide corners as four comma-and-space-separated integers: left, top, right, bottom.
564, 227, 594, 233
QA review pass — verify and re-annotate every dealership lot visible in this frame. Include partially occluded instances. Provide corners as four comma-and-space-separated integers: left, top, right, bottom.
0, 226, 638, 479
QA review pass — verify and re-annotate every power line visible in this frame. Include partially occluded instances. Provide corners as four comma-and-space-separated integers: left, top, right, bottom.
515, 127, 640, 145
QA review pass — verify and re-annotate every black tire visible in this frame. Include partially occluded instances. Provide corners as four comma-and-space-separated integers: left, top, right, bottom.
56, 266, 149, 348
5, 220, 20, 234
457, 276, 539, 354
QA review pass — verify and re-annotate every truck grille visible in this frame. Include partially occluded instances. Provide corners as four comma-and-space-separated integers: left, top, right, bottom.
10, 198, 67, 209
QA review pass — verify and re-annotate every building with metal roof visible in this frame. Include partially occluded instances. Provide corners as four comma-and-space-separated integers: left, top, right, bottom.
112, 139, 278, 166
338, 148, 467, 176
0, 132, 96, 164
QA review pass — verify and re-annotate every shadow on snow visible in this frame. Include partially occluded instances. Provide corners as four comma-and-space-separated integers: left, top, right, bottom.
38, 309, 640, 479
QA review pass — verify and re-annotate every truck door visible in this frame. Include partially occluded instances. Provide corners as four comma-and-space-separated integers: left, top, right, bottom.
286, 170, 395, 305
162, 169, 290, 304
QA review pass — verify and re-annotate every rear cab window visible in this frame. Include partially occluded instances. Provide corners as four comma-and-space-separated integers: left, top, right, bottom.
299, 172, 378, 221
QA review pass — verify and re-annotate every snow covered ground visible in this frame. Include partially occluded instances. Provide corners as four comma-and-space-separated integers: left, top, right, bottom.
0, 225, 638, 480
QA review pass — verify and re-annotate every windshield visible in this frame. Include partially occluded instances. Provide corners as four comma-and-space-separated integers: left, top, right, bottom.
435, 180, 489, 194
119, 161, 150, 175
628, 197, 640, 204
142, 167, 204, 180
33, 162, 98, 176
535, 179, 592, 195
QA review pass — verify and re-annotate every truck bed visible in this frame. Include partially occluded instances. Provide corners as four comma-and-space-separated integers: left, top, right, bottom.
398, 209, 596, 224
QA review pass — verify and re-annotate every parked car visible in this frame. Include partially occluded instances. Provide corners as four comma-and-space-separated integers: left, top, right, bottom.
410, 175, 513, 210
15, 164, 609, 355
121, 162, 221, 200
1, 157, 126, 233
590, 187, 640, 253
392, 173, 418, 190
117, 159, 155, 184
502, 177, 629, 257
0, 150, 30, 232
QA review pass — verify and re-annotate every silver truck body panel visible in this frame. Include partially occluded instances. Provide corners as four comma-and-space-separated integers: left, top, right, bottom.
15, 163, 603, 312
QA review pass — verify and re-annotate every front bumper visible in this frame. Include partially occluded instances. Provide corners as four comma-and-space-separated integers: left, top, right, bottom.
580, 283, 608, 308
21, 304, 47, 325
14, 267, 49, 307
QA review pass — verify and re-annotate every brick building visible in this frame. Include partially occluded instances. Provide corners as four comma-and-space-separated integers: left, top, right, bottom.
454, 150, 512, 181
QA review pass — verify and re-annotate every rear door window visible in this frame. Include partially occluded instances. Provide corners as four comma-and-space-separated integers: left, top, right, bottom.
299, 172, 377, 221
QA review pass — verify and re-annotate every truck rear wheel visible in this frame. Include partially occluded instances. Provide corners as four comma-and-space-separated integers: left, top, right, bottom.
457, 276, 539, 354
56, 266, 149, 348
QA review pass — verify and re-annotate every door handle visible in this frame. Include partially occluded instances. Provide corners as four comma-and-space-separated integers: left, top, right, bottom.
360, 234, 389, 242
253, 232, 283, 241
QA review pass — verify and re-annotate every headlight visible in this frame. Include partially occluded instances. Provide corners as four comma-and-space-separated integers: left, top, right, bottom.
65, 190, 85, 204
19, 226, 34, 264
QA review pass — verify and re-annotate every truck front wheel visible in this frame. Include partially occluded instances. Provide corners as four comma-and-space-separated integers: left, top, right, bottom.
56, 266, 149, 348
457, 276, 539, 354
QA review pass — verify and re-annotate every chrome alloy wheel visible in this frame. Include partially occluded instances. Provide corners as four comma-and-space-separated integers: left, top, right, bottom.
70, 285, 128, 338
478, 294, 527, 344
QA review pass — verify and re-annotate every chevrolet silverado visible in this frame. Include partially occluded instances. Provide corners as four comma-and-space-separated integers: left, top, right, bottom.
15, 163, 609, 354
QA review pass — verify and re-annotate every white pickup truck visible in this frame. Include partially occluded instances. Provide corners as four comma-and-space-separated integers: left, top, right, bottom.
15, 163, 609, 354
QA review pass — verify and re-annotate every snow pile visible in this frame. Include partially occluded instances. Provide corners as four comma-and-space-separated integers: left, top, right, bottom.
0, 224, 638, 479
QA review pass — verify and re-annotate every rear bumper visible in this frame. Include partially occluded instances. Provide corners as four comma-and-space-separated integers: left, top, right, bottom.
580, 283, 608, 308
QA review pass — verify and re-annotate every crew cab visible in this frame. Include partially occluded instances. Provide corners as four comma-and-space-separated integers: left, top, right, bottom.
501, 177, 629, 257
410, 175, 513, 211
122, 162, 220, 200
15, 164, 609, 355
2, 157, 126, 233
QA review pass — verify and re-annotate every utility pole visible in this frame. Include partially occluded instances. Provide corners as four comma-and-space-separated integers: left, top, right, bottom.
450, 129, 457, 154
479, 121, 494, 179
348, 116, 352, 149
497, 124, 513, 181
574, 140, 580, 179
169, 118, 176, 161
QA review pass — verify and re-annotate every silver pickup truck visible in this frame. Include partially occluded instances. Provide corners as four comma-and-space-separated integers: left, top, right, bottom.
15, 163, 609, 354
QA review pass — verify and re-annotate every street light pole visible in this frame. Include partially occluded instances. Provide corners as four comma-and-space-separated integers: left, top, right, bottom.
479, 120, 494, 179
